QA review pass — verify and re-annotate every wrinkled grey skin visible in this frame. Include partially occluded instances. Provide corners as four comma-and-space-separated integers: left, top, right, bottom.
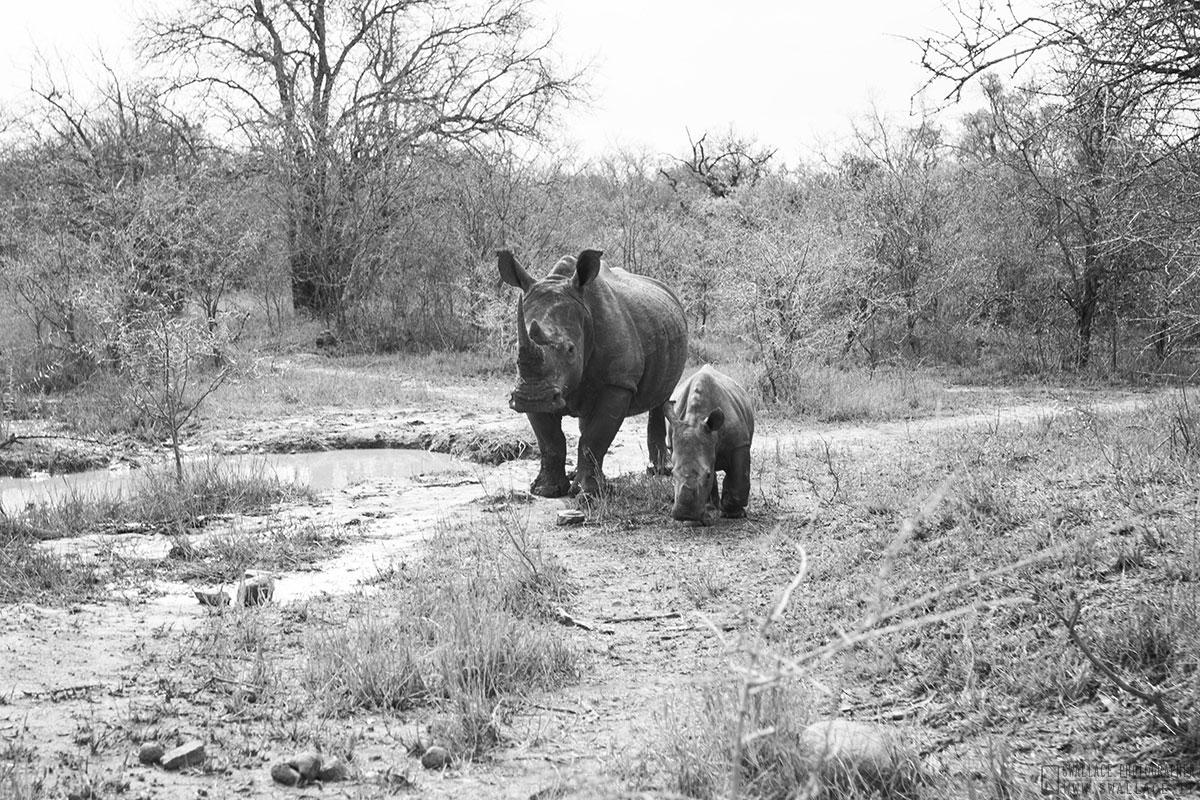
665, 365, 755, 522
498, 248, 688, 497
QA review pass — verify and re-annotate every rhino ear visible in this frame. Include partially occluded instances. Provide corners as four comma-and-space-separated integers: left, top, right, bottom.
498, 249, 534, 292
704, 409, 725, 433
575, 249, 603, 289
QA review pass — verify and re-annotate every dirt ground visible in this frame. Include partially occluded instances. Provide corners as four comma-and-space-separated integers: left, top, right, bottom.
0, 365, 1185, 799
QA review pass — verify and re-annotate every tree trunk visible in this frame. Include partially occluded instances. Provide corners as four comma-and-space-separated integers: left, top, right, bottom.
1109, 311, 1117, 373
287, 147, 345, 316
1072, 247, 1103, 370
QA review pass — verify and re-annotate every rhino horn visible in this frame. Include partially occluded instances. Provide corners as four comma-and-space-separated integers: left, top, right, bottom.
516, 300, 545, 371
517, 298, 531, 349
528, 320, 549, 344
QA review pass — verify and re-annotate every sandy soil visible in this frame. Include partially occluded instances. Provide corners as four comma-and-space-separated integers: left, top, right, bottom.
0, 374, 1177, 799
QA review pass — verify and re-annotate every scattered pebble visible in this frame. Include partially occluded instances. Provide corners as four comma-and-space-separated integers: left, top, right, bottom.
420, 746, 452, 770
270, 763, 301, 787
317, 756, 349, 782
237, 574, 276, 606
137, 742, 165, 765
159, 741, 206, 771
193, 588, 230, 607
556, 510, 585, 526
801, 719, 919, 795
270, 750, 350, 786
290, 750, 323, 781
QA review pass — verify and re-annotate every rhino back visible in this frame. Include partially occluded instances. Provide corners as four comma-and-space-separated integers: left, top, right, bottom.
673, 365, 755, 451
582, 267, 688, 414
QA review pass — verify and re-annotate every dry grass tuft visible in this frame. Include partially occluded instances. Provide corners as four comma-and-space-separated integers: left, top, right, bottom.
304, 511, 577, 760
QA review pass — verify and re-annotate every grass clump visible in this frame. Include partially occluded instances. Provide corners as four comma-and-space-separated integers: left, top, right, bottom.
304, 513, 577, 760
757, 363, 944, 422
580, 470, 673, 526
0, 531, 102, 604
169, 521, 347, 584
658, 683, 815, 800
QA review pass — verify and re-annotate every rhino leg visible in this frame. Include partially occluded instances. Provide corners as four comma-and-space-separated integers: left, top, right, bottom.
720, 446, 752, 518
573, 387, 633, 496
527, 411, 571, 497
645, 403, 671, 475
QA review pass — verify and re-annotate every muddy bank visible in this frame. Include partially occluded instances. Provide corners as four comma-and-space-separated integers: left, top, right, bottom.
0, 428, 133, 478
0, 409, 536, 480
221, 422, 534, 466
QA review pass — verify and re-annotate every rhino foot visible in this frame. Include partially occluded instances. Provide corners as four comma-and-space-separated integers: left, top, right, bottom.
645, 463, 672, 477
570, 474, 611, 499
530, 474, 571, 498
721, 506, 747, 519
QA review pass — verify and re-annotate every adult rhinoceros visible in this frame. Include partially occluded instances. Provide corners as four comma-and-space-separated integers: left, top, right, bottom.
498, 248, 689, 497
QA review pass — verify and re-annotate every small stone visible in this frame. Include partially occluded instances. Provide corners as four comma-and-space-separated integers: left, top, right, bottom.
66, 781, 93, 800
556, 510, 585, 526
237, 574, 275, 606
193, 587, 230, 607
801, 720, 919, 795
159, 740, 206, 771
420, 746, 452, 770
288, 750, 323, 780
270, 763, 301, 786
317, 756, 349, 782
137, 742, 165, 765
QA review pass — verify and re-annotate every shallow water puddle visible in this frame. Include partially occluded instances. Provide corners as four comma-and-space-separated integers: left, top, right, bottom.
0, 448, 464, 510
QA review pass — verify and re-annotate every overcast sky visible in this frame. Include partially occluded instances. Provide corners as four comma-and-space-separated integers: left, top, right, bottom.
0, 0, 964, 166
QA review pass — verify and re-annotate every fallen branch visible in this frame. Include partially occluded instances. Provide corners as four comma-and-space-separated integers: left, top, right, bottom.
598, 611, 681, 624
0, 432, 114, 450
530, 703, 583, 716
1053, 597, 1186, 737
852, 692, 940, 722
551, 607, 594, 630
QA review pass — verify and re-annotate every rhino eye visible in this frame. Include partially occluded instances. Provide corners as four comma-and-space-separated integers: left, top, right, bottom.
565, 342, 575, 354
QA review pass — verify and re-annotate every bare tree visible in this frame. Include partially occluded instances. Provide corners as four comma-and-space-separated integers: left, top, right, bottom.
921, 0, 1200, 110
140, 0, 584, 318
119, 310, 231, 483
838, 112, 951, 359
660, 130, 776, 199
965, 69, 1185, 369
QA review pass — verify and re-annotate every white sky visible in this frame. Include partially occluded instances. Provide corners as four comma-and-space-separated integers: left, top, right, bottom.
0, 0, 966, 166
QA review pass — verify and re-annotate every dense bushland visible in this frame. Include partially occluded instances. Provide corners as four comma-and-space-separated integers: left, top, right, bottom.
2, 0, 1200, 426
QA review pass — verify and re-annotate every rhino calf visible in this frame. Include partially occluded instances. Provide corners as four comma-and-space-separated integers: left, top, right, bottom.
665, 365, 755, 522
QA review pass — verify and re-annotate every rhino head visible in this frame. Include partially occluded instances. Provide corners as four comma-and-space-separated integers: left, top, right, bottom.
498, 249, 601, 414
664, 400, 725, 523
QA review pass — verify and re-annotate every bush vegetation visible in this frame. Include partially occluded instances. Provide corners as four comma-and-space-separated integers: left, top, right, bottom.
1, 1, 1199, 431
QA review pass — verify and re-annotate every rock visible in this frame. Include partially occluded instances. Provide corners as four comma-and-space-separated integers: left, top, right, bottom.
420, 745, 452, 770
556, 509, 585, 526
137, 742, 165, 765
288, 750, 323, 781
237, 574, 275, 606
193, 587, 230, 607
801, 720, 919, 797
159, 740, 206, 771
270, 763, 301, 786
317, 756, 349, 782
66, 781, 93, 800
